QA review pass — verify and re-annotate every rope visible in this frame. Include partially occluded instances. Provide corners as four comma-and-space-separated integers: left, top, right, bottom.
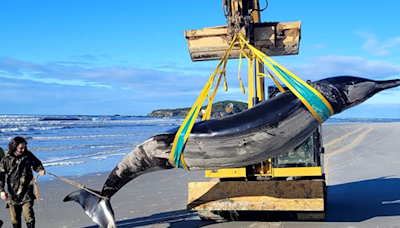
48, 172, 109, 200
33, 174, 40, 205
31, 172, 109, 202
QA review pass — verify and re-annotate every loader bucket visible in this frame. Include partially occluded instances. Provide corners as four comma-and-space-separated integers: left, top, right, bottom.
185, 21, 301, 62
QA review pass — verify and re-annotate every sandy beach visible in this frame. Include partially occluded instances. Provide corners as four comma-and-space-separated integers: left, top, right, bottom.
1, 122, 400, 228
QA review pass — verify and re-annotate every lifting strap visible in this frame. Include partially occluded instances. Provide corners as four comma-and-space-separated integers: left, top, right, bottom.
170, 35, 241, 169
170, 34, 334, 169
237, 34, 334, 123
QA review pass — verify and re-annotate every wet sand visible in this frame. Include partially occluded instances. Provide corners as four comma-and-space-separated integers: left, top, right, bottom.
1, 122, 400, 228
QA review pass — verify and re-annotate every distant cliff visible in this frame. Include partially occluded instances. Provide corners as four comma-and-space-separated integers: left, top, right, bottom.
147, 100, 248, 118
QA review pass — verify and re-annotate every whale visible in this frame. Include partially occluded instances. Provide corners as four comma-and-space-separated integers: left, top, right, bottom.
64, 76, 400, 228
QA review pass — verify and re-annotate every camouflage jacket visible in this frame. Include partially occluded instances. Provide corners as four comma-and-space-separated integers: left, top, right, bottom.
0, 151, 44, 205
0, 147, 4, 159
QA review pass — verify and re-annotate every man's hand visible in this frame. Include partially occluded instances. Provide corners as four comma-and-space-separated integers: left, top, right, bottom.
1, 191, 7, 200
38, 169, 46, 176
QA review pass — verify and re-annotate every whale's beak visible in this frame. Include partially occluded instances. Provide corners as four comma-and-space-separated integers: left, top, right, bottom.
376, 79, 400, 91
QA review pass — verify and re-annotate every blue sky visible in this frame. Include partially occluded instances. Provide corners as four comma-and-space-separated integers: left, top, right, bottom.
0, 0, 399, 118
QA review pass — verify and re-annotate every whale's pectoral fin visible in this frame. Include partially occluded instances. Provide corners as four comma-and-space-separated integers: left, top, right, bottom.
64, 190, 116, 228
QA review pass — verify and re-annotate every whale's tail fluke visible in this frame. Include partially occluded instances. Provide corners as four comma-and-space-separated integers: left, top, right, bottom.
63, 190, 116, 228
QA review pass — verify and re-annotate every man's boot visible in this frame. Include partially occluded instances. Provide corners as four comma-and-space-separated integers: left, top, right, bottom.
26, 220, 35, 228
12, 222, 21, 228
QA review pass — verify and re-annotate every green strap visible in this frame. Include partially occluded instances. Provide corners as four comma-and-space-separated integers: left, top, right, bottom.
273, 65, 332, 122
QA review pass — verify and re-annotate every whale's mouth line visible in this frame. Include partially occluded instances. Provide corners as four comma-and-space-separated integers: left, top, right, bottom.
376, 79, 400, 90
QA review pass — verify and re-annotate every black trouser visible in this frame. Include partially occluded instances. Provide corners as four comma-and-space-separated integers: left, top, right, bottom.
8, 201, 35, 225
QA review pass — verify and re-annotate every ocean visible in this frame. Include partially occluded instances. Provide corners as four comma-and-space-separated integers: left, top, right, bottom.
1, 114, 399, 181
0, 115, 183, 181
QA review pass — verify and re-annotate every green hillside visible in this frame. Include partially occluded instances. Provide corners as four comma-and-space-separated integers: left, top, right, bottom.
147, 100, 248, 117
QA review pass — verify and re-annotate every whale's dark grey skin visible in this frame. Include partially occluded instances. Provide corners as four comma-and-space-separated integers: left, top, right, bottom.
64, 76, 400, 228
63, 189, 116, 228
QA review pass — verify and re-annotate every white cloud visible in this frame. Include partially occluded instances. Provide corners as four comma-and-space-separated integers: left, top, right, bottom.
356, 31, 400, 56
0, 57, 204, 91
288, 55, 400, 80
1, 54, 399, 116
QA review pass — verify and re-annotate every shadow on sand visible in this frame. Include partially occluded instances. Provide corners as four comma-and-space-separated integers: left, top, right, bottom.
83, 177, 400, 227
327, 176, 400, 222
82, 209, 213, 228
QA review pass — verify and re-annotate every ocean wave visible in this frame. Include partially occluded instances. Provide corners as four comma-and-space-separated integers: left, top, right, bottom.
91, 153, 128, 161
41, 145, 135, 165
40, 117, 81, 121
30, 144, 119, 152
0, 115, 182, 124
0, 115, 180, 176
0, 118, 182, 134
28, 133, 152, 142
0, 132, 155, 142
91, 156, 108, 161
43, 161, 86, 167
0, 126, 65, 133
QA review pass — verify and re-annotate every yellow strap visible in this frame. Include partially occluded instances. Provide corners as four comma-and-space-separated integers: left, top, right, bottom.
237, 40, 246, 94
222, 59, 229, 92
237, 34, 334, 124
170, 35, 238, 169
202, 74, 223, 121
172, 32, 334, 169
258, 72, 285, 94
261, 53, 334, 115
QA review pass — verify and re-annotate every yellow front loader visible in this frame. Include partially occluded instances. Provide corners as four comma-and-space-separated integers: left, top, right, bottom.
184, 0, 326, 221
